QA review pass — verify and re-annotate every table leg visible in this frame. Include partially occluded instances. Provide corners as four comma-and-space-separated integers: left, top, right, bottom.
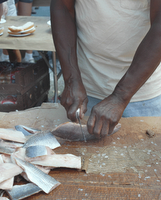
38, 51, 58, 103
52, 51, 58, 103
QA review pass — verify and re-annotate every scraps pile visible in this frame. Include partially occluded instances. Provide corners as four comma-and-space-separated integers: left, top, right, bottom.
0, 125, 81, 199
8, 22, 36, 37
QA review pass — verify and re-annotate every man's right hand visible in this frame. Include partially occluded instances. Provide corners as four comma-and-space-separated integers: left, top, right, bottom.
60, 77, 88, 122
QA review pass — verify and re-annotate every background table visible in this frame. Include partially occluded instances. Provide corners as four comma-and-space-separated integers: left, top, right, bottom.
0, 16, 59, 102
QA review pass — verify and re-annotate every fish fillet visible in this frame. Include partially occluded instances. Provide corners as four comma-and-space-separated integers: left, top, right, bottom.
7, 183, 42, 200
0, 129, 26, 143
52, 122, 121, 141
0, 177, 14, 190
0, 163, 23, 183
28, 153, 82, 169
23, 132, 61, 149
12, 156, 61, 194
0, 140, 23, 149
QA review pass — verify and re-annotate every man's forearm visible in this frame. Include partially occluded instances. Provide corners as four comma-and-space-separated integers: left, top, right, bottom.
113, 20, 161, 104
50, 0, 81, 82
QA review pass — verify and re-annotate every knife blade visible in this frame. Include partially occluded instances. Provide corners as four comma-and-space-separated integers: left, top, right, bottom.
76, 108, 87, 142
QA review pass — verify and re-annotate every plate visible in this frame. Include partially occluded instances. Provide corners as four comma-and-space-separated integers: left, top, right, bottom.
8, 33, 33, 37
0, 19, 6, 24
47, 20, 51, 26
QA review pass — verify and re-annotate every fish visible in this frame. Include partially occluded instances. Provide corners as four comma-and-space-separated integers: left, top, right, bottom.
23, 131, 61, 150
15, 125, 32, 136
0, 146, 15, 155
6, 183, 42, 200
0, 163, 23, 183
27, 153, 82, 169
0, 129, 26, 143
0, 197, 10, 200
52, 122, 121, 141
0, 140, 23, 149
12, 156, 61, 194
25, 145, 53, 158
0, 177, 14, 190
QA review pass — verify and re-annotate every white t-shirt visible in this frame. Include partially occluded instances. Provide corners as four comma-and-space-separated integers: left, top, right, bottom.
75, 0, 161, 102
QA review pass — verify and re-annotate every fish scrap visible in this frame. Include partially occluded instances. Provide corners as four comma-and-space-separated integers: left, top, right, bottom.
12, 156, 61, 194
6, 183, 42, 200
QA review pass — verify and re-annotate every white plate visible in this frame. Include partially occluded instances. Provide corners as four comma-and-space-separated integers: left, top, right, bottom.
47, 20, 51, 26
0, 19, 6, 24
0, 32, 3, 36
8, 32, 33, 37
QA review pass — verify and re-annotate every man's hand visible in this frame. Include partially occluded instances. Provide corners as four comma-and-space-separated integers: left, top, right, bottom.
60, 77, 88, 122
87, 94, 126, 138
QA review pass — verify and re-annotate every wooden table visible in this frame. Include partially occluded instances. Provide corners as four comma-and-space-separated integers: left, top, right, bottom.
0, 16, 59, 102
1, 103, 161, 200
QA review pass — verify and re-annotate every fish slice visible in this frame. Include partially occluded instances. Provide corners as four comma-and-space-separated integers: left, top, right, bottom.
12, 156, 61, 194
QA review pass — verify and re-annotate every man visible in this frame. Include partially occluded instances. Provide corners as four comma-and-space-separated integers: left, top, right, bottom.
50, 0, 161, 138
0, 0, 7, 20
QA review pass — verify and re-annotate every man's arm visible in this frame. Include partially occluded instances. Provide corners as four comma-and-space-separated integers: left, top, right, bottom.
87, 0, 161, 137
50, 0, 88, 121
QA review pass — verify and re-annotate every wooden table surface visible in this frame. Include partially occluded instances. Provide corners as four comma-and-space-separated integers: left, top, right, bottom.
4, 115, 160, 200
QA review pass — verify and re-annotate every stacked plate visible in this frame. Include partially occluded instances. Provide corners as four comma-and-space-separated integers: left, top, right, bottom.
8, 22, 36, 37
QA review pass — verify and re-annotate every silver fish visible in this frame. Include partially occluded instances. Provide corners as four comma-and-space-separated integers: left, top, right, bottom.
6, 183, 42, 200
52, 122, 121, 141
12, 156, 61, 194
15, 125, 32, 136
23, 131, 61, 149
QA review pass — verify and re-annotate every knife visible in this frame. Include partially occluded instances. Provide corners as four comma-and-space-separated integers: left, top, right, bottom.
76, 108, 87, 142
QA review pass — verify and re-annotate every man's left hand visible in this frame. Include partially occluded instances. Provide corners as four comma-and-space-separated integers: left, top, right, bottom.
87, 94, 126, 138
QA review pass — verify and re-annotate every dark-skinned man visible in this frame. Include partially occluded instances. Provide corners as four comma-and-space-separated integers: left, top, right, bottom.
50, 0, 161, 138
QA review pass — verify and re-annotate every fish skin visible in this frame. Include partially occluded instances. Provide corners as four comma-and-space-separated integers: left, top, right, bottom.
6, 183, 42, 200
23, 132, 61, 150
52, 122, 121, 141
27, 154, 82, 169
12, 156, 61, 194
15, 125, 32, 136
26, 145, 49, 158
